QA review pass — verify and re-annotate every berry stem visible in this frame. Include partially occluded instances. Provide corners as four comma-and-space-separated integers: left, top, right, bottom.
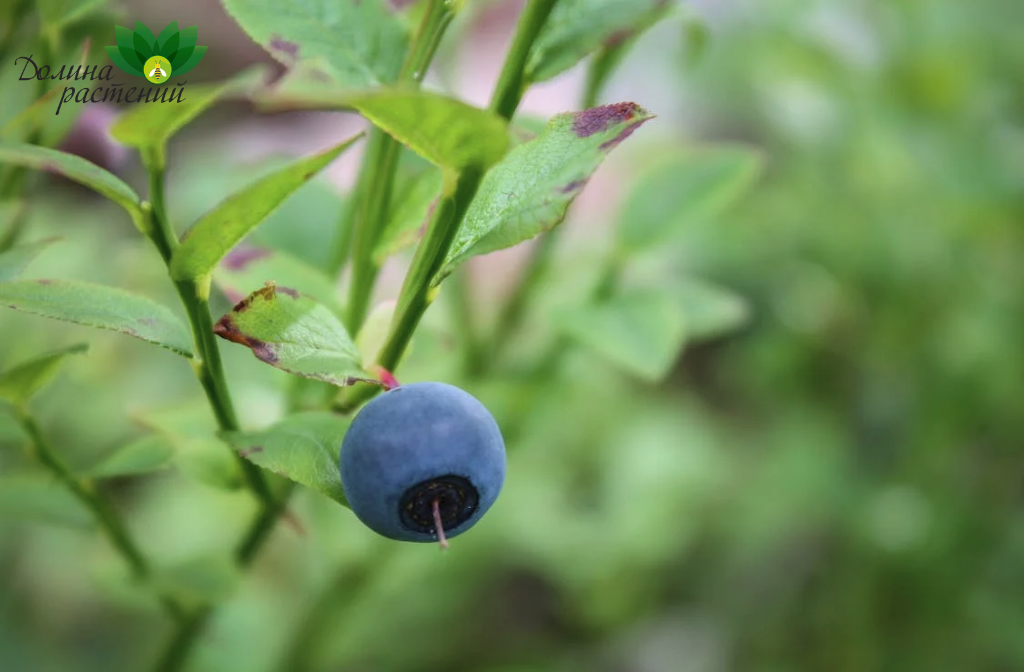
432, 498, 449, 549
376, 366, 401, 390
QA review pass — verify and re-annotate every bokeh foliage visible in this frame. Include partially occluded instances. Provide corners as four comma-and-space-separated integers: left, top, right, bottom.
2, 0, 1023, 671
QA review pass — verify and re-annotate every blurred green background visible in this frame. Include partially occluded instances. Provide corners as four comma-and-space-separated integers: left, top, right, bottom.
2, 0, 1024, 671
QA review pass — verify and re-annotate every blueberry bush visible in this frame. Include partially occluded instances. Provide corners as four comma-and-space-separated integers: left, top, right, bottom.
1, 0, 1022, 671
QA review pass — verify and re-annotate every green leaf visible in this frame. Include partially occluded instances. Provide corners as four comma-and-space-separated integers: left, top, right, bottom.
222, 0, 407, 87
134, 404, 242, 491
439, 103, 653, 280
0, 475, 92, 529
214, 284, 374, 387
170, 134, 361, 284
528, 0, 675, 83
373, 167, 443, 263
348, 89, 510, 172
618, 146, 763, 252
110, 67, 268, 150
224, 411, 351, 506
557, 288, 687, 381
216, 245, 342, 315
0, 237, 59, 281
84, 434, 175, 478
0, 143, 142, 219
0, 280, 193, 357
0, 343, 88, 405
672, 278, 750, 341
252, 178, 345, 273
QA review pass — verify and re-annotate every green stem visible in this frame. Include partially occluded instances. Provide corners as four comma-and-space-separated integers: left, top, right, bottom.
339, 0, 560, 410
479, 43, 613, 376
274, 549, 391, 672
343, 128, 397, 330
16, 407, 185, 622
447, 0, 559, 373
489, 0, 558, 120
379, 169, 482, 371
326, 194, 356, 276
140, 151, 273, 505
0, 0, 31, 81
144, 148, 177, 264
341, 0, 455, 333
154, 608, 211, 672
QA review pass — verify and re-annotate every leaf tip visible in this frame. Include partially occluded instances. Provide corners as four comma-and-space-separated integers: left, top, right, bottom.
267, 36, 300, 63
572, 102, 648, 138
222, 245, 272, 271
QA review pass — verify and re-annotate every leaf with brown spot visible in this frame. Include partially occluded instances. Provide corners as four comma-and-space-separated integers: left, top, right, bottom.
214, 284, 375, 387
437, 103, 654, 282
215, 244, 342, 315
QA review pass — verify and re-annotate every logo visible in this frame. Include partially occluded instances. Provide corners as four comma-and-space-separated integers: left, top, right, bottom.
105, 21, 207, 84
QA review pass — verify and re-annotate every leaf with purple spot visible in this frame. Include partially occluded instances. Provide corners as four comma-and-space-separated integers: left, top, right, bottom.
213, 283, 376, 387
222, 0, 407, 88
436, 102, 654, 282
216, 244, 342, 314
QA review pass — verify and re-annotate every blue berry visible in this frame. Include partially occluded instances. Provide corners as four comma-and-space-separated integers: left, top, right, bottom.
339, 382, 506, 543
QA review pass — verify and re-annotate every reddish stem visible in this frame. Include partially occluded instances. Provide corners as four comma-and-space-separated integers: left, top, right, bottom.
376, 367, 401, 390
432, 498, 449, 549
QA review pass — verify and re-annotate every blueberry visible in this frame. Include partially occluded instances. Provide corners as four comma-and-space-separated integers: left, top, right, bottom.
339, 382, 506, 544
